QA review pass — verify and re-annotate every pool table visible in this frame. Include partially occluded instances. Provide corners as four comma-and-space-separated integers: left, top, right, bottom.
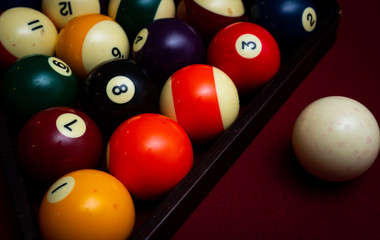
1, 0, 379, 239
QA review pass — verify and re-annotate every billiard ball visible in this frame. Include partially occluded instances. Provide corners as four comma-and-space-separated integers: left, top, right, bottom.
177, 0, 245, 42
56, 13, 129, 80
0, 54, 78, 121
107, 113, 193, 200
79, 58, 159, 139
108, 0, 176, 43
245, 0, 317, 51
160, 64, 240, 143
39, 169, 135, 240
207, 22, 281, 95
0, 7, 58, 68
0, 0, 42, 13
292, 96, 380, 182
132, 18, 205, 86
42, 0, 101, 29
16, 107, 103, 184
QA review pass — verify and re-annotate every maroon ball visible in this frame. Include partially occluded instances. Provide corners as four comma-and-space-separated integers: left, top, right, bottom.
177, 0, 246, 42
132, 18, 205, 86
16, 107, 103, 184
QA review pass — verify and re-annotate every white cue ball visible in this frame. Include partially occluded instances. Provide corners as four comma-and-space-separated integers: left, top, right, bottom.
292, 96, 380, 182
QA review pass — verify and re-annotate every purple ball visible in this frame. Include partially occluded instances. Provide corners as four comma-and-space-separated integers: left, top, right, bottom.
132, 18, 205, 86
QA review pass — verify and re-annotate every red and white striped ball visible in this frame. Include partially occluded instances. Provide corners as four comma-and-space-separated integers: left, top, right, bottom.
160, 64, 240, 143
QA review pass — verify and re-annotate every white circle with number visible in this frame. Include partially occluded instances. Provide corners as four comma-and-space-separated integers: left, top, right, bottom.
235, 34, 262, 59
302, 7, 317, 32
56, 113, 86, 138
106, 76, 136, 104
48, 57, 72, 76
47, 176, 75, 203
133, 28, 148, 53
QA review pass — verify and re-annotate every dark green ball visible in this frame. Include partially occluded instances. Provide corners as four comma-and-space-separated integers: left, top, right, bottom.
111, 0, 176, 43
0, 54, 79, 121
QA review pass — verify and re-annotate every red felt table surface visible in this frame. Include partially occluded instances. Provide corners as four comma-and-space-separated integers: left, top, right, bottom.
173, 0, 380, 239
1, 0, 380, 239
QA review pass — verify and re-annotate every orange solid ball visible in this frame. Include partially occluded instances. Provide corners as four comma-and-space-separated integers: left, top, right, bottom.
39, 169, 135, 240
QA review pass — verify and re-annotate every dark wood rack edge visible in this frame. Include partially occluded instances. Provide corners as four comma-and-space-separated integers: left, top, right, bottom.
0, 111, 41, 240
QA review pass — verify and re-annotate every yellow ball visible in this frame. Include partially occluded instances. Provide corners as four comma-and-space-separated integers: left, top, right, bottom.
39, 169, 135, 240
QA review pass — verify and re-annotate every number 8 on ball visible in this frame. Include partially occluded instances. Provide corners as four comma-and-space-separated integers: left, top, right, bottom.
106, 76, 135, 104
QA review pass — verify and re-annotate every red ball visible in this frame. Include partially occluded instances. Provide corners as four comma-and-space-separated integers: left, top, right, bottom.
207, 22, 281, 95
160, 64, 240, 143
16, 107, 103, 184
107, 113, 193, 200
